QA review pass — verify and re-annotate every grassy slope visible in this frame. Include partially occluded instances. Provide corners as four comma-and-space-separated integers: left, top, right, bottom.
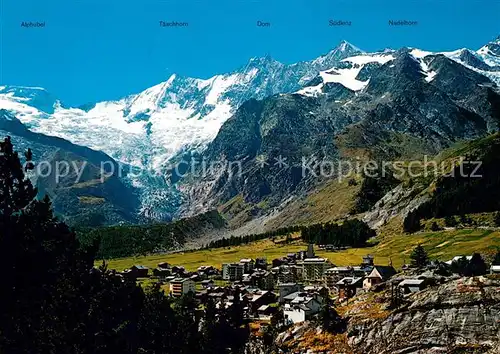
262, 177, 361, 230
218, 177, 361, 232
102, 228, 500, 271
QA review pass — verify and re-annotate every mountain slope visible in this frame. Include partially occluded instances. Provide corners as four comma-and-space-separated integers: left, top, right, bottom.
0, 41, 363, 171
2, 36, 500, 227
0, 109, 139, 226
178, 47, 500, 224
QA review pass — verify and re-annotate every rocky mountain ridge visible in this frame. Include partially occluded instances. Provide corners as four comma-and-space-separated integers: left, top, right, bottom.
2, 36, 500, 225
0, 109, 139, 226
178, 44, 500, 225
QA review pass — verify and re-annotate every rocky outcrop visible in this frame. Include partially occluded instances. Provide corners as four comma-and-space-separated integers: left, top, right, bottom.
348, 276, 500, 354
363, 183, 430, 229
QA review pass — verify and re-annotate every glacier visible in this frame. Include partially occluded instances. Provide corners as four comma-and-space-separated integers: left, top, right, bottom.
1, 37, 499, 221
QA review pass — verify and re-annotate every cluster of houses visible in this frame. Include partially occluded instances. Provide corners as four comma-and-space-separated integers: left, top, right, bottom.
118, 246, 499, 324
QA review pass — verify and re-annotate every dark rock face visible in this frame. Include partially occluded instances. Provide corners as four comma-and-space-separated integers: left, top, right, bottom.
356, 62, 383, 81
348, 277, 500, 354
0, 110, 139, 226
459, 49, 492, 71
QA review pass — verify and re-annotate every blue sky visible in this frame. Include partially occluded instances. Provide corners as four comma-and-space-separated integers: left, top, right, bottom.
1, 0, 499, 106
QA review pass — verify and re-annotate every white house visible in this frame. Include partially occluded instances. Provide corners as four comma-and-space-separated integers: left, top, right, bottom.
283, 294, 323, 324
490, 265, 500, 274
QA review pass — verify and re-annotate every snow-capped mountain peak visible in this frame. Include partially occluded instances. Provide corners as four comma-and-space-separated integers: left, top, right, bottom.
338, 40, 362, 53
0, 85, 61, 114
2, 37, 499, 221
311, 40, 364, 66
0, 42, 365, 171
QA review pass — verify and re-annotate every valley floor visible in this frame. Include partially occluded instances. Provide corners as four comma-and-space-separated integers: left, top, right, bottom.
101, 228, 500, 271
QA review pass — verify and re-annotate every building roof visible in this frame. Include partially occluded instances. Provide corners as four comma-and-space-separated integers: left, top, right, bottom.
445, 255, 473, 265
154, 267, 170, 272
368, 266, 397, 280
303, 258, 327, 263
249, 291, 271, 303
258, 305, 270, 312
278, 282, 298, 287
490, 265, 500, 272
133, 265, 148, 270
171, 277, 192, 283
240, 258, 254, 263
327, 266, 352, 273
399, 279, 425, 286
283, 291, 301, 301
336, 277, 363, 286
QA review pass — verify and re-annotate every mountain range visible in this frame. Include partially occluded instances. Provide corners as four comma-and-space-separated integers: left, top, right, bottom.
1, 36, 500, 229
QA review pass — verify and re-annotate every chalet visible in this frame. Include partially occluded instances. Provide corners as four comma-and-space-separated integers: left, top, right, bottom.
278, 283, 303, 303
255, 257, 268, 270
165, 275, 176, 282
190, 274, 201, 282
290, 264, 303, 281
153, 267, 171, 278
246, 290, 277, 315
336, 277, 364, 300
304, 285, 329, 299
272, 258, 286, 268
247, 270, 275, 290
362, 255, 375, 267
398, 278, 428, 294
171, 265, 186, 274
196, 290, 208, 302
208, 291, 226, 303
157, 262, 171, 269
129, 265, 149, 278
197, 265, 218, 276
257, 305, 277, 317
325, 267, 354, 289
363, 266, 397, 290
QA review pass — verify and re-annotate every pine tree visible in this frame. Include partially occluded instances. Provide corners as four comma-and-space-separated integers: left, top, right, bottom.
444, 215, 457, 227
494, 212, 500, 227
0, 136, 252, 353
175, 293, 201, 354
201, 298, 220, 354
319, 300, 347, 333
466, 253, 488, 276
429, 221, 439, 231
493, 249, 500, 266
451, 256, 470, 275
231, 287, 244, 328
410, 244, 429, 268
138, 283, 178, 354
404, 210, 422, 233
0, 136, 94, 352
